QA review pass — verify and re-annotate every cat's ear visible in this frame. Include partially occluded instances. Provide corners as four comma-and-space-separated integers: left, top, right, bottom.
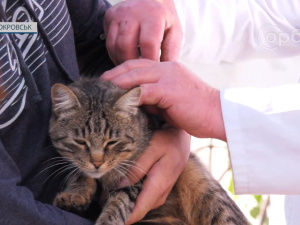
115, 87, 141, 115
51, 83, 81, 114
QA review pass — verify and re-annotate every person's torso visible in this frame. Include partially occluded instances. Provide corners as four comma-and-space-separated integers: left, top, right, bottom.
0, 0, 80, 203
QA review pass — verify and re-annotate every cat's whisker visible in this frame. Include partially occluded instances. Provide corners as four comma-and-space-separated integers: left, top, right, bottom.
41, 156, 77, 167
119, 161, 149, 183
121, 162, 147, 174
119, 162, 162, 191
113, 166, 127, 179
42, 164, 72, 184
51, 166, 79, 185
117, 164, 137, 180
43, 164, 78, 184
112, 166, 136, 193
33, 161, 70, 180
60, 167, 81, 190
40, 144, 55, 151
116, 164, 144, 188
121, 160, 149, 175
41, 157, 67, 165
75, 161, 86, 168
113, 164, 137, 190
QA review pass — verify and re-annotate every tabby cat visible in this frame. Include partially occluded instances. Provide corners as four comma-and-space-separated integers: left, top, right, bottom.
49, 79, 248, 225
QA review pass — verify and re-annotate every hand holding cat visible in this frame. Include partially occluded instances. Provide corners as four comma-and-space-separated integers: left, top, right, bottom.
103, 0, 182, 65
124, 128, 190, 224
101, 59, 226, 141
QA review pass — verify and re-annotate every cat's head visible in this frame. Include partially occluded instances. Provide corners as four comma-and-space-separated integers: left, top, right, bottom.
49, 79, 151, 179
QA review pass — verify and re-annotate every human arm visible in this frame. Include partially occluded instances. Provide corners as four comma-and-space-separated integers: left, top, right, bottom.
103, 0, 182, 64
0, 139, 94, 225
221, 84, 300, 195
173, 0, 300, 63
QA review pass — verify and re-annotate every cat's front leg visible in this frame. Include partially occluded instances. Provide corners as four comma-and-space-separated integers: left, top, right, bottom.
53, 175, 97, 213
96, 185, 141, 225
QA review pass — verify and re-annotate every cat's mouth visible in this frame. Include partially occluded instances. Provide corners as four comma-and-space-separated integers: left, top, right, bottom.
84, 169, 107, 179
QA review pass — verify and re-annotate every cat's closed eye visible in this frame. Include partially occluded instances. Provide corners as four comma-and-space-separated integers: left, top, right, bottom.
104, 140, 118, 152
74, 139, 89, 151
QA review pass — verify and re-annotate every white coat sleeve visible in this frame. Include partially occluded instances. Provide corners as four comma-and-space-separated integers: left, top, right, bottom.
173, 0, 300, 63
220, 83, 300, 195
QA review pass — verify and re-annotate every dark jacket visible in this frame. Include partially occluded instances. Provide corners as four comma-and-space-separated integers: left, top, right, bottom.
0, 0, 114, 224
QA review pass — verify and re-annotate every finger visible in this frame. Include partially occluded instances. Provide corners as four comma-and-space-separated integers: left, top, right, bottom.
126, 129, 191, 224
101, 59, 154, 81
111, 68, 160, 89
139, 21, 164, 61
160, 25, 182, 61
115, 20, 140, 63
151, 190, 170, 209
125, 174, 170, 225
103, 5, 117, 27
105, 21, 119, 65
126, 148, 179, 224
103, 6, 114, 35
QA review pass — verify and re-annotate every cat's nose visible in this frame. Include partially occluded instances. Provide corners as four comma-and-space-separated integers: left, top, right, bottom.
93, 161, 102, 169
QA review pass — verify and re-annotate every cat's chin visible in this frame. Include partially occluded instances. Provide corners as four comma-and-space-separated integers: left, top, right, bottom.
84, 170, 106, 179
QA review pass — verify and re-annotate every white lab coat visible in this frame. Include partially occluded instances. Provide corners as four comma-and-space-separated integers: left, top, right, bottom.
173, 0, 300, 224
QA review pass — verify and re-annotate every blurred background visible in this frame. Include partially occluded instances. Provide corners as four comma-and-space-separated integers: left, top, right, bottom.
108, 1, 300, 224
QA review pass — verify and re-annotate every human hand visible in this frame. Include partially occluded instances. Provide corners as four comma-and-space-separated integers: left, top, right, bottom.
122, 127, 190, 224
103, 0, 182, 65
101, 59, 226, 141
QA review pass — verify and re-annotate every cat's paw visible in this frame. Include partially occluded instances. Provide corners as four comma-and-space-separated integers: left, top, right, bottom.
95, 198, 132, 225
53, 192, 90, 212
95, 186, 141, 225
95, 215, 124, 225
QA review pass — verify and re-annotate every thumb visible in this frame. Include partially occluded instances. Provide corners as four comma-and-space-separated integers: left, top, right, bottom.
139, 84, 167, 109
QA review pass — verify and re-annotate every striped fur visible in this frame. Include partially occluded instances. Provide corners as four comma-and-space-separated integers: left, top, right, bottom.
49, 79, 248, 225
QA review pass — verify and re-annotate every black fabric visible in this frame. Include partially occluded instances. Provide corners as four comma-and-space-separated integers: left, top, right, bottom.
0, 0, 113, 224
67, 0, 115, 76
